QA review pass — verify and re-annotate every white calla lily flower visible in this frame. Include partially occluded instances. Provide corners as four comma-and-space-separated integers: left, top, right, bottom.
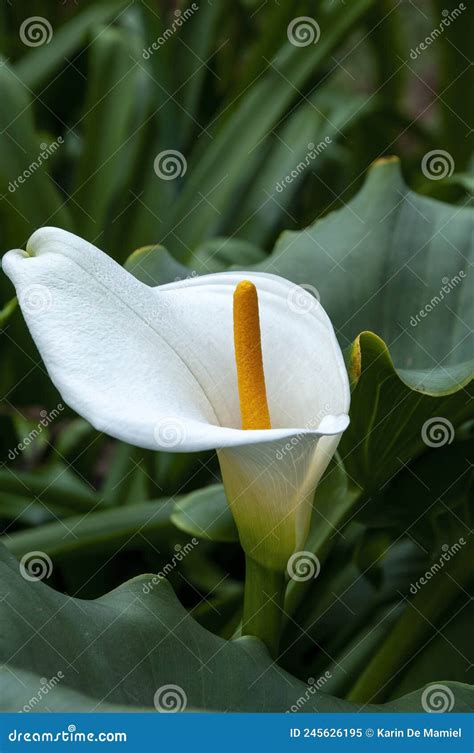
2, 228, 350, 572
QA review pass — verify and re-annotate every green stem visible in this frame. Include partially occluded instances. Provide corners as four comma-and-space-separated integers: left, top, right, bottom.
242, 556, 286, 659
347, 538, 473, 703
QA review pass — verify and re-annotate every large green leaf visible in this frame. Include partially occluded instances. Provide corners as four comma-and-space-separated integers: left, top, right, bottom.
358, 436, 473, 549
257, 158, 472, 375
340, 332, 472, 491
253, 158, 473, 489
1, 545, 472, 712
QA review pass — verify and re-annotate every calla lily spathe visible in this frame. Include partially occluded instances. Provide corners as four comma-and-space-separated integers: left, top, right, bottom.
2, 228, 350, 571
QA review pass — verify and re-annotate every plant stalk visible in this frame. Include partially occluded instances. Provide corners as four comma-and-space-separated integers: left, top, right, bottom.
347, 538, 473, 703
242, 555, 286, 659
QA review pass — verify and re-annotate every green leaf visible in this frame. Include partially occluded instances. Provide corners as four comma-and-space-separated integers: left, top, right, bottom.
170, 0, 221, 148
0, 466, 96, 515
358, 436, 473, 549
0, 297, 17, 327
14, 1, 128, 90
230, 89, 373, 247
0, 60, 72, 248
340, 332, 472, 491
124, 245, 192, 285
125, 238, 266, 284
258, 158, 472, 370
251, 158, 473, 489
172, 484, 238, 543
1, 545, 472, 712
4, 497, 173, 559
162, 0, 376, 258
388, 597, 474, 699
71, 24, 145, 241
194, 238, 266, 273
346, 532, 473, 702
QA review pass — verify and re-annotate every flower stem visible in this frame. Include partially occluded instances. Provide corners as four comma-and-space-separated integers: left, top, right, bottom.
347, 537, 473, 703
242, 555, 286, 658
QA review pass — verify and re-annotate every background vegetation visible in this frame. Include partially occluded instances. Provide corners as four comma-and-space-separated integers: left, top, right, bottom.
0, 0, 472, 712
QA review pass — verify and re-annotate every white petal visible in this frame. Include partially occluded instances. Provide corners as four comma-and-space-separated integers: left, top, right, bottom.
2, 231, 216, 451
218, 432, 343, 571
2, 228, 349, 455
156, 271, 350, 431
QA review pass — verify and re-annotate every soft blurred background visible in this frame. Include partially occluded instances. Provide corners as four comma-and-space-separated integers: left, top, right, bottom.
0, 0, 472, 702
